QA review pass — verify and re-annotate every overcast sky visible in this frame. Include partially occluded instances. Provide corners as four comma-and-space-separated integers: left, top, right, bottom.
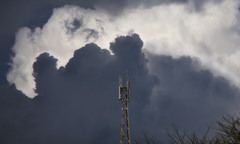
0, 0, 240, 143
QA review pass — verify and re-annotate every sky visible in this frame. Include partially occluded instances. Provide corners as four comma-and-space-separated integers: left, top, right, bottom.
0, 0, 240, 143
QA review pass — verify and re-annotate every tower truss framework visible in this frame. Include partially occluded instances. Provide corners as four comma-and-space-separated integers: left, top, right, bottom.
119, 75, 131, 144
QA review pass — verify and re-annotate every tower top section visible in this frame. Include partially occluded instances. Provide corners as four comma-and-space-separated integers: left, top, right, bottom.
119, 75, 130, 101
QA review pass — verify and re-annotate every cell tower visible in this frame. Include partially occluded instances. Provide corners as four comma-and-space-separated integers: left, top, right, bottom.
119, 74, 131, 144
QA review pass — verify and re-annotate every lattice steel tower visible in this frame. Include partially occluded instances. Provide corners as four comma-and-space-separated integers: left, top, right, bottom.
119, 75, 131, 144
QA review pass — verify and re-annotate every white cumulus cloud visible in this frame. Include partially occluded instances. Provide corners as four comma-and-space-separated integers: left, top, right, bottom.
7, 0, 240, 97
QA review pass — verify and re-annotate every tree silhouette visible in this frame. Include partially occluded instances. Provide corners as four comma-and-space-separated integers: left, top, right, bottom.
135, 112, 240, 144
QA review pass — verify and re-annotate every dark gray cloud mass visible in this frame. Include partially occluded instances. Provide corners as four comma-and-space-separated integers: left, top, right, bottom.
144, 54, 240, 137
0, 34, 239, 143
0, 84, 34, 143
31, 34, 155, 144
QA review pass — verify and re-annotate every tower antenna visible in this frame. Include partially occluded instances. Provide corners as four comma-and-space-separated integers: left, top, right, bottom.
119, 73, 131, 144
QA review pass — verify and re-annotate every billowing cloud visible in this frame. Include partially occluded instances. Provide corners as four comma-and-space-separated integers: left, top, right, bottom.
7, 0, 240, 98
2, 0, 240, 143
1, 34, 239, 143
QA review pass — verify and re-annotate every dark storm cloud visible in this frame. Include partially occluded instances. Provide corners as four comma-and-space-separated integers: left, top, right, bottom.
0, 34, 154, 144
143, 54, 240, 139
1, 34, 239, 144
31, 34, 156, 144
0, 84, 34, 144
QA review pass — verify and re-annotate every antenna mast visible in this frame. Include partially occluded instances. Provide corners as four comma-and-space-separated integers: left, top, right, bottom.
119, 73, 131, 144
